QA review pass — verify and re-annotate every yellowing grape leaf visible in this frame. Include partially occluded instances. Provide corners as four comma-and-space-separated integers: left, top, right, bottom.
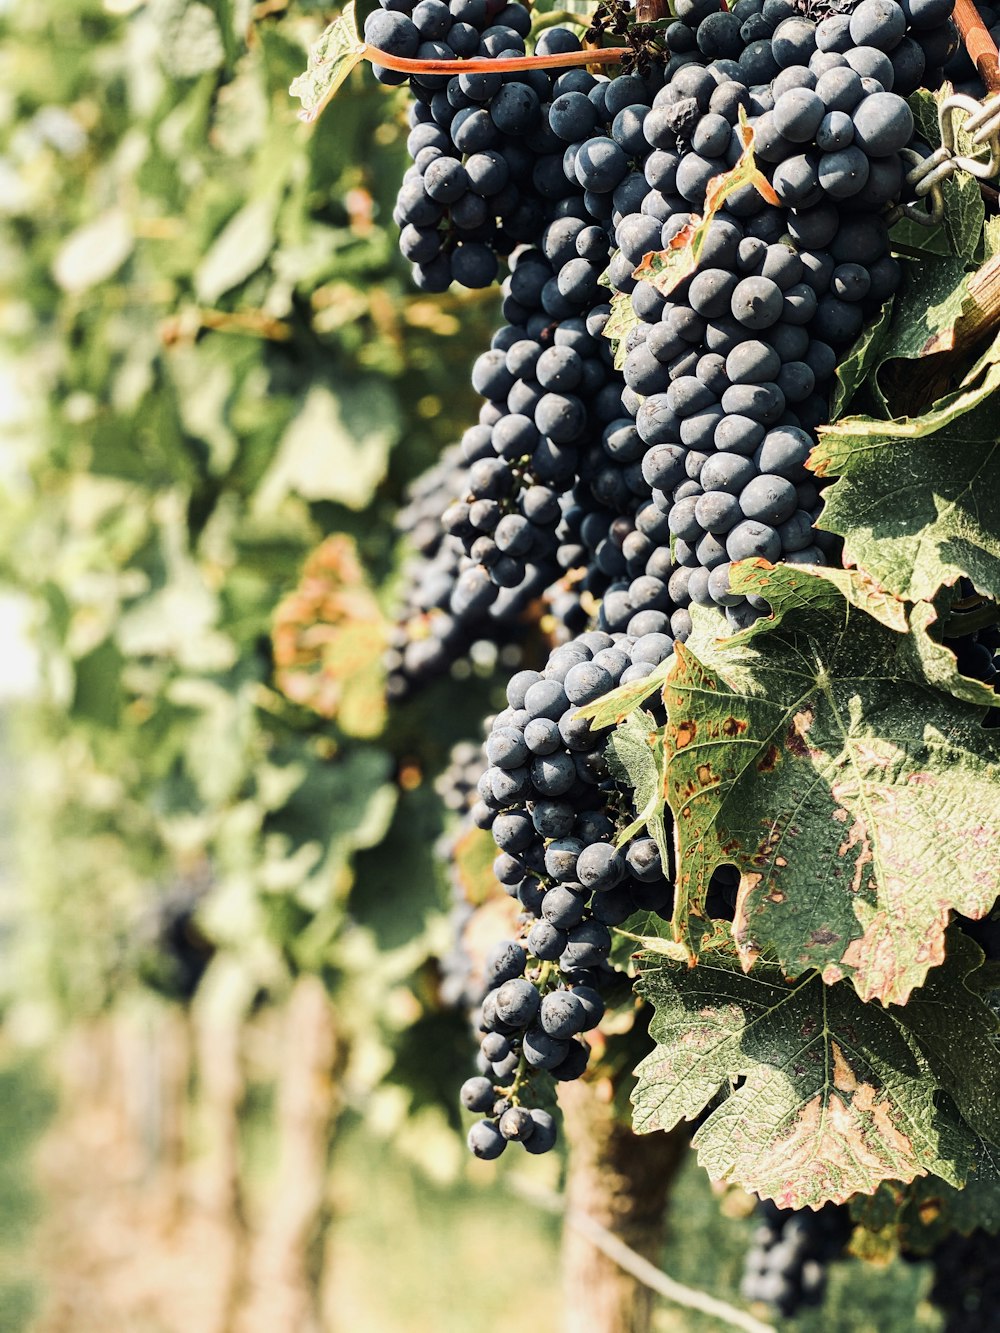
659, 562, 1000, 1006
272, 534, 387, 738
289, 2, 367, 125
632, 933, 999, 1209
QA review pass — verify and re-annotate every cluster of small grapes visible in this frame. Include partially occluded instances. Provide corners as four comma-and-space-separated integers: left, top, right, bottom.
388, 238, 672, 693
376, 0, 964, 1160
928, 1228, 1000, 1331
740, 1199, 851, 1315
432, 738, 493, 1009
459, 626, 676, 1157
385, 443, 542, 696
449, 248, 627, 602
952, 626, 1000, 687
367, 0, 587, 288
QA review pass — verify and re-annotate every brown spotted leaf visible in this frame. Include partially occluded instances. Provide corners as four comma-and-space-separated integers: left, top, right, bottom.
632, 937, 995, 1209
661, 563, 1000, 1006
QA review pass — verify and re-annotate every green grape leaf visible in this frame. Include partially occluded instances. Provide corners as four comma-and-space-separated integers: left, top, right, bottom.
289, 2, 368, 125
152, 0, 226, 78
943, 169, 986, 262
877, 253, 971, 376
254, 380, 401, 512
605, 708, 671, 862
902, 598, 998, 709
812, 355, 1000, 602
830, 298, 893, 422
660, 561, 1000, 1006
52, 208, 134, 293
909, 88, 985, 263
907, 87, 940, 145
604, 287, 639, 371
632, 936, 998, 1209
194, 196, 280, 304
576, 653, 674, 731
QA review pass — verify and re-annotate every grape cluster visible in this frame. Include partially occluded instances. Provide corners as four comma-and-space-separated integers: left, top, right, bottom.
372, 0, 963, 1158
133, 867, 216, 1003
433, 737, 494, 1009
459, 627, 675, 1157
741, 1199, 850, 1315
386, 444, 541, 697
369, 0, 589, 288
551, 8, 939, 624
449, 247, 627, 598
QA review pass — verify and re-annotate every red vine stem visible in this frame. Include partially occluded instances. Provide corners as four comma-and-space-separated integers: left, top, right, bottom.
363, 42, 630, 73
953, 0, 1000, 92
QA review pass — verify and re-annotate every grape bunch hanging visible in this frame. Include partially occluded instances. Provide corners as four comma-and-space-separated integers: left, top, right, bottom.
356, 0, 998, 1175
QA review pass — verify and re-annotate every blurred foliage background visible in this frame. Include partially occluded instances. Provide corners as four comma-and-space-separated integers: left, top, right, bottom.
0, 1, 951, 1329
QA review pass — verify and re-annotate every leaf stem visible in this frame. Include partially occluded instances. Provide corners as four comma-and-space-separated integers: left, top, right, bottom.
363, 41, 630, 73
942, 600, 1000, 636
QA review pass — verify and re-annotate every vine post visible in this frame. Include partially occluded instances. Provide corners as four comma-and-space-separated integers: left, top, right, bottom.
559, 1083, 687, 1333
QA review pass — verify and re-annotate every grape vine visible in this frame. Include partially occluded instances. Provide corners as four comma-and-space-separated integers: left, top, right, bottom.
293, 0, 1000, 1309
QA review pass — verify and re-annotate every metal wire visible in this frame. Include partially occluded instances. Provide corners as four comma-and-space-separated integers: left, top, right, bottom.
889, 89, 1000, 226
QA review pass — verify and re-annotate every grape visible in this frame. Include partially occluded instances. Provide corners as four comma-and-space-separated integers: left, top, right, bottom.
539, 989, 587, 1038
731, 276, 784, 329
773, 87, 826, 141
468, 1119, 507, 1158
715, 414, 765, 455
495, 977, 540, 1026
849, 0, 907, 50
365, 9, 421, 57
575, 137, 629, 192
461, 1076, 496, 1112
541, 887, 587, 928
818, 144, 872, 197
851, 90, 914, 153
844, 43, 896, 85
727, 520, 782, 562
522, 1109, 558, 1153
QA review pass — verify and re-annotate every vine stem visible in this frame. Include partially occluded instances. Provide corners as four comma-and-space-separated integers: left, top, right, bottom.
954, 0, 1000, 92
363, 41, 630, 73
